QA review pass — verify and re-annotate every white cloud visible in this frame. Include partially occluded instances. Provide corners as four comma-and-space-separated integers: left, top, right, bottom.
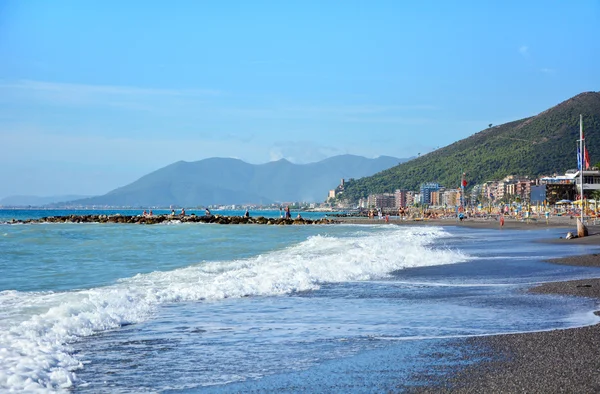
268, 141, 344, 164
518, 45, 529, 57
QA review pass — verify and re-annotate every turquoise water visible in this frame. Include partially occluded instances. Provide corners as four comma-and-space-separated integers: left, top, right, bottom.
2, 209, 600, 392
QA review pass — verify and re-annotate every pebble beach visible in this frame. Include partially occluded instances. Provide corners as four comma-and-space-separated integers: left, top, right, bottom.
366, 215, 600, 393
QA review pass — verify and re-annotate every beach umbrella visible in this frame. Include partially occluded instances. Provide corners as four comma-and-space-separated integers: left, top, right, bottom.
556, 199, 572, 204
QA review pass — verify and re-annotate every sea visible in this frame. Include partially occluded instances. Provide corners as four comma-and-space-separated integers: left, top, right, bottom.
2, 208, 600, 393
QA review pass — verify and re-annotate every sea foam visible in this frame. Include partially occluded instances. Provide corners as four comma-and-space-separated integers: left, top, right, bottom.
0, 225, 468, 391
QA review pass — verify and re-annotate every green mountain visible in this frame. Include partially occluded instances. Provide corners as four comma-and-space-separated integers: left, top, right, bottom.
67, 154, 404, 207
340, 91, 600, 203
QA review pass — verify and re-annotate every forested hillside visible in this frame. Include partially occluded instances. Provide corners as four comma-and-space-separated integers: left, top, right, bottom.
340, 92, 600, 203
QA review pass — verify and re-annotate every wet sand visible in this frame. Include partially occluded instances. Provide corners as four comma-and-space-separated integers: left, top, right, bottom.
407, 236, 600, 392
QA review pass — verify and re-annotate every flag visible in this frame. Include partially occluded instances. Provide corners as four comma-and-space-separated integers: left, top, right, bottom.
461, 173, 467, 187
577, 146, 582, 170
584, 146, 591, 170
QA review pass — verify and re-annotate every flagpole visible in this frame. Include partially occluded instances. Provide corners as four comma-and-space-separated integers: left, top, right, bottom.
460, 171, 467, 212
577, 114, 588, 237
580, 114, 584, 221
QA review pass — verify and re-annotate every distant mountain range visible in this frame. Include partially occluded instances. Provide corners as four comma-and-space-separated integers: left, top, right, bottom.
340, 91, 600, 202
27, 155, 402, 207
0, 195, 91, 207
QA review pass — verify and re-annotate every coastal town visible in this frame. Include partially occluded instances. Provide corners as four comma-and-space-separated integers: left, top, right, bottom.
5, 166, 600, 221
328, 167, 600, 218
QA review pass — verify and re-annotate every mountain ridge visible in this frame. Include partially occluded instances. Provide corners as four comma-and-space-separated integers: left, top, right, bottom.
60, 154, 405, 207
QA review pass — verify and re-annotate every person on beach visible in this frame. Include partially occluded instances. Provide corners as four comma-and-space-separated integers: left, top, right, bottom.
285, 206, 291, 219
142, 210, 147, 217
500, 215, 505, 227
180, 208, 185, 217
244, 209, 250, 218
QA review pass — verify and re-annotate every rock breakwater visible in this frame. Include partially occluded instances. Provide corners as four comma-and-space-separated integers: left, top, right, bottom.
3, 214, 338, 225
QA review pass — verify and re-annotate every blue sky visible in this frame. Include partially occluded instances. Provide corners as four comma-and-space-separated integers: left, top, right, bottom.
1, 0, 599, 198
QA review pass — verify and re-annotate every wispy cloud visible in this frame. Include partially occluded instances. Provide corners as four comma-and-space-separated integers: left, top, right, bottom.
192, 102, 438, 126
0, 79, 222, 111
1, 79, 437, 125
0, 79, 221, 97
518, 45, 529, 57
269, 141, 344, 164
0, 124, 258, 167
540, 68, 556, 74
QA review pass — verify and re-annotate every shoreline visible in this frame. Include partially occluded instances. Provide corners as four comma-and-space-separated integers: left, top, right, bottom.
412, 247, 600, 392
339, 216, 600, 245
336, 215, 583, 229
340, 215, 600, 391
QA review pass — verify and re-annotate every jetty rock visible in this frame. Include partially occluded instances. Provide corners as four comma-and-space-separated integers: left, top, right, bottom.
3, 214, 338, 226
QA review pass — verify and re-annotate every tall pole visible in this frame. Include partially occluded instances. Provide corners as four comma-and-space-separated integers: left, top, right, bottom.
577, 114, 588, 237
460, 171, 466, 211
580, 114, 584, 220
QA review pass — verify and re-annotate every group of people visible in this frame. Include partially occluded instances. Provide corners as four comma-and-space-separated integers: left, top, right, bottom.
140, 207, 308, 220
143, 208, 186, 217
